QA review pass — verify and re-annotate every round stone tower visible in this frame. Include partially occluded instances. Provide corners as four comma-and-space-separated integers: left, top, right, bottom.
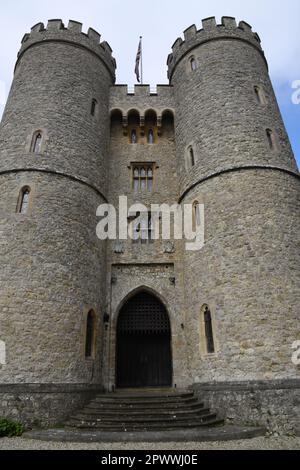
168, 17, 300, 383
0, 20, 116, 385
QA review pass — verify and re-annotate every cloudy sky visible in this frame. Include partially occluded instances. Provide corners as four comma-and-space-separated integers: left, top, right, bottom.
0, 0, 299, 166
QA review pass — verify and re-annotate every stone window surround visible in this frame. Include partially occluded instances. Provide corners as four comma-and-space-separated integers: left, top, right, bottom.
254, 85, 266, 105
199, 303, 219, 358
16, 183, 35, 215
185, 143, 197, 170
130, 162, 156, 192
26, 128, 49, 155
189, 55, 197, 71
83, 307, 99, 361
266, 128, 278, 152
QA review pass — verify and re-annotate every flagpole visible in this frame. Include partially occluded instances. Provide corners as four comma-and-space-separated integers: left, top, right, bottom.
140, 36, 143, 85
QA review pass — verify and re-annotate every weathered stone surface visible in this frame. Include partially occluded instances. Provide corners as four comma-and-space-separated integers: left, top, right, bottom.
194, 379, 300, 435
23, 425, 266, 443
0, 384, 102, 427
0, 17, 299, 433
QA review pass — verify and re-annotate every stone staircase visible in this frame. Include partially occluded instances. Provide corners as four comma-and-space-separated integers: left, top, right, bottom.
65, 389, 224, 432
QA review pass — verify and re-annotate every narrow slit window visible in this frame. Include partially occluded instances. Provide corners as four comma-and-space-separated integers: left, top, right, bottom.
91, 99, 98, 116
148, 129, 154, 144
192, 201, 201, 232
32, 132, 42, 154
190, 147, 195, 167
266, 129, 276, 150
190, 57, 197, 71
254, 86, 261, 103
204, 306, 215, 354
147, 168, 153, 192
131, 129, 137, 144
254, 86, 265, 104
18, 187, 31, 215
85, 311, 95, 358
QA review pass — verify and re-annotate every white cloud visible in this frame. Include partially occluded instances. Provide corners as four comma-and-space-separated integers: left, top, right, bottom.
0, 0, 299, 87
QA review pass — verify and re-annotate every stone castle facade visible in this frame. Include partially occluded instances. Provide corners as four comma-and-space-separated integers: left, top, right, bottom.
0, 17, 299, 433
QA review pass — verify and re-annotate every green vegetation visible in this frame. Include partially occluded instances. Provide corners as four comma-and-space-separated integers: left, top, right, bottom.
0, 418, 25, 437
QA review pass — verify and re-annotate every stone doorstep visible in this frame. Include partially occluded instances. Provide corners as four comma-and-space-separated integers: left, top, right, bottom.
23, 426, 267, 443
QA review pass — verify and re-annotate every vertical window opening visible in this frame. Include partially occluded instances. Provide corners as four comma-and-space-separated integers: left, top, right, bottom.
91, 99, 98, 116
131, 129, 137, 144
132, 164, 154, 192
190, 57, 197, 71
204, 305, 215, 354
18, 187, 31, 215
266, 129, 276, 150
254, 86, 265, 105
85, 311, 96, 358
190, 147, 195, 167
192, 201, 201, 232
32, 132, 42, 154
148, 129, 154, 144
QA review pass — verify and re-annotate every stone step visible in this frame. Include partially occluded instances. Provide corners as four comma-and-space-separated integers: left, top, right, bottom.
76, 406, 210, 419
69, 410, 215, 424
90, 396, 198, 407
63, 390, 224, 435
84, 401, 205, 412
66, 417, 223, 431
97, 389, 194, 399
67, 412, 217, 426
24, 426, 267, 443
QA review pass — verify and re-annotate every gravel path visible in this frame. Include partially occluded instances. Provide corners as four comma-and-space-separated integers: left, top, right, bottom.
0, 436, 299, 450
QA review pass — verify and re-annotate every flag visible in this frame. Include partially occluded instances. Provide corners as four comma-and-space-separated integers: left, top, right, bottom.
135, 37, 142, 83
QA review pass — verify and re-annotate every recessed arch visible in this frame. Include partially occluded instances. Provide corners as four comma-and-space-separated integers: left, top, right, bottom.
110, 108, 123, 134
110, 108, 123, 123
162, 109, 175, 122
116, 287, 173, 388
127, 109, 140, 144
144, 109, 157, 126
127, 109, 140, 126
162, 109, 175, 135
115, 285, 172, 323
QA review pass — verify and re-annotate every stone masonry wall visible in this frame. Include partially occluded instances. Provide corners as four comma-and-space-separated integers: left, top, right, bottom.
0, 21, 115, 385
0, 384, 102, 428
0, 172, 106, 383
182, 169, 300, 383
194, 379, 300, 434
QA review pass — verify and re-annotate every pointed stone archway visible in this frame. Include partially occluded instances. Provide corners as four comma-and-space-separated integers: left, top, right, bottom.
116, 290, 172, 388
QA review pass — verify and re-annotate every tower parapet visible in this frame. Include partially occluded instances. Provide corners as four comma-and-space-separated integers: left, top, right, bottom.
167, 17, 264, 80
18, 19, 116, 79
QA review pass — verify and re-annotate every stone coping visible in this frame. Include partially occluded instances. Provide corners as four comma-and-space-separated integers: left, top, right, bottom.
0, 384, 103, 394
193, 379, 300, 392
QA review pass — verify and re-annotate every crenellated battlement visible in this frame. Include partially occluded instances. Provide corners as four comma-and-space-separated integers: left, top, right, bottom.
167, 16, 264, 79
17, 19, 116, 79
109, 84, 175, 121
111, 84, 174, 97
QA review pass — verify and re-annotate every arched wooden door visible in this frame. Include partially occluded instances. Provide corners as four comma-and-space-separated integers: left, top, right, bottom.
116, 291, 172, 388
